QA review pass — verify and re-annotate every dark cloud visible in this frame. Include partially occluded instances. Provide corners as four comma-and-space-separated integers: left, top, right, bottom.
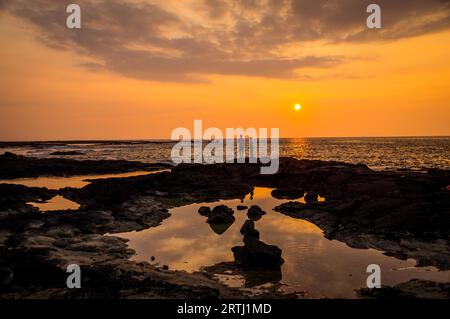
2, 0, 449, 82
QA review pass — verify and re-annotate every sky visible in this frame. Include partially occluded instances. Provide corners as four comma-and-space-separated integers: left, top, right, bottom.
0, 0, 449, 140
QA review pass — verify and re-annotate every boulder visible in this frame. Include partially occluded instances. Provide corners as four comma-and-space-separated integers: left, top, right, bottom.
271, 188, 304, 200
206, 205, 235, 225
274, 201, 308, 213
304, 191, 319, 203
247, 205, 266, 221
2, 152, 18, 159
0, 267, 14, 286
198, 206, 211, 217
232, 236, 284, 267
236, 205, 248, 211
240, 220, 260, 239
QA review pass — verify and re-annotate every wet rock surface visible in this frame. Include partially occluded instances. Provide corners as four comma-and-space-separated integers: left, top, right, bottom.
0, 152, 170, 179
1, 155, 449, 298
271, 188, 304, 200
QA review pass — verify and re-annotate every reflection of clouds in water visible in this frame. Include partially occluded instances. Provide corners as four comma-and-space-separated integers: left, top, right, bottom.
158, 237, 197, 253
121, 202, 246, 271
117, 187, 450, 297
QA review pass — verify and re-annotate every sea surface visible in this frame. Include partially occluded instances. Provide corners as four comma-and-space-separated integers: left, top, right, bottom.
1, 137, 449, 170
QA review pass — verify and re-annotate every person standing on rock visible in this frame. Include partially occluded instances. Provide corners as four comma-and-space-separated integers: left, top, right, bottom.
238, 134, 245, 160
249, 137, 255, 162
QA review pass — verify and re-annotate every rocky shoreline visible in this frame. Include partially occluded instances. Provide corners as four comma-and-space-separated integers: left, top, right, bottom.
1, 153, 449, 298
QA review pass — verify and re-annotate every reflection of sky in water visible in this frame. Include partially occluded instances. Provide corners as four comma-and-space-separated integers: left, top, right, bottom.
28, 195, 80, 212
0, 171, 163, 189
118, 187, 450, 298
3, 171, 164, 212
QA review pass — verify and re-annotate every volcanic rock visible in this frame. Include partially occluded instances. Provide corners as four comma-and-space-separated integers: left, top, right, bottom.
247, 205, 266, 221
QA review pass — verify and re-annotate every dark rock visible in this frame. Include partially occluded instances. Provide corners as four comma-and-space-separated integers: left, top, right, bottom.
240, 220, 260, 239
0, 184, 57, 212
0, 154, 166, 179
198, 206, 211, 217
212, 205, 234, 215
0, 267, 14, 286
202, 262, 287, 295
50, 151, 85, 156
247, 205, 266, 221
304, 191, 319, 203
206, 205, 235, 225
237, 205, 248, 211
271, 188, 304, 199
2, 152, 18, 159
2, 155, 450, 298
274, 201, 308, 213
232, 236, 284, 267
208, 222, 234, 235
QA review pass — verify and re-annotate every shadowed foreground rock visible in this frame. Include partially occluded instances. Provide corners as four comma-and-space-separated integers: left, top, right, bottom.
206, 205, 235, 225
240, 220, 260, 239
1, 155, 449, 298
233, 218, 283, 268
271, 188, 304, 200
0, 152, 170, 179
232, 237, 284, 268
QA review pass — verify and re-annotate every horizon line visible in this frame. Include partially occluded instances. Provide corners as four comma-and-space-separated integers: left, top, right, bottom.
1, 135, 450, 144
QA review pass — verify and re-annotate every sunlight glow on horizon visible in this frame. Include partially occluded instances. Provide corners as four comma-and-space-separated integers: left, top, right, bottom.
0, 5, 449, 140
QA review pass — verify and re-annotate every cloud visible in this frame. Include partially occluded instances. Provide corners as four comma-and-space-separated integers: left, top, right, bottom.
1, 0, 449, 82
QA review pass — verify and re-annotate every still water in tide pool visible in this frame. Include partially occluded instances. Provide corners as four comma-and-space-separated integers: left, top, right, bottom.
0, 171, 163, 212
117, 187, 450, 298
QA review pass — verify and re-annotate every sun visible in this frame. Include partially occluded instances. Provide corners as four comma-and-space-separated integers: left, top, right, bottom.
294, 104, 301, 111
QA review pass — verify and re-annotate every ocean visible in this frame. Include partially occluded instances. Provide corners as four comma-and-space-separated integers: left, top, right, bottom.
2, 137, 449, 171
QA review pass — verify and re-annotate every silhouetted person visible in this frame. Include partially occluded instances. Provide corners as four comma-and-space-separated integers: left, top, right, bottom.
238, 134, 245, 159
249, 137, 255, 161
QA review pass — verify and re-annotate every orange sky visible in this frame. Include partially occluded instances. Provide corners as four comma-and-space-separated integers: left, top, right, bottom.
0, 1, 449, 140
